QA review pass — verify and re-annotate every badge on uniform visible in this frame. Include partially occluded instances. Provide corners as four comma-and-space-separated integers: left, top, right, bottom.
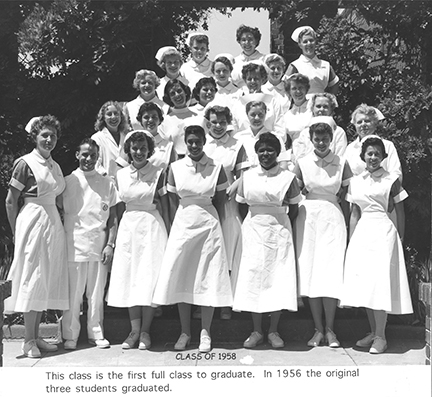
102, 202, 108, 211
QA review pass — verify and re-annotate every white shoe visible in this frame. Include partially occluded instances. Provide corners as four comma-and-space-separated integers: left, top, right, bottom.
64, 340, 77, 350
89, 338, 110, 348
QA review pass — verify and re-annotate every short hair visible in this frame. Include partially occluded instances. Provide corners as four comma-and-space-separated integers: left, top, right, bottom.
29, 115, 62, 142
241, 62, 267, 82
137, 102, 164, 125
157, 48, 182, 71
360, 137, 388, 162
309, 122, 333, 141
246, 100, 267, 114
184, 125, 206, 143
254, 132, 281, 156
76, 137, 99, 153
284, 73, 310, 95
124, 130, 155, 161
132, 69, 160, 91
298, 27, 317, 43
311, 93, 338, 115
189, 34, 209, 47
264, 54, 287, 69
94, 101, 128, 133
192, 77, 217, 102
351, 104, 380, 127
211, 56, 234, 73
236, 25, 262, 46
204, 105, 232, 124
162, 79, 192, 107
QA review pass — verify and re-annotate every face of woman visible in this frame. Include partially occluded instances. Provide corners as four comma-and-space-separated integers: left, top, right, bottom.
140, 110, 161, 135
208, 113, 228, 139
35, 127, 58, 158
364, 144, 384, 173
298, 33, 316, 58
186, 132, 205, 161
164, 55, 181, 78
311, 131, 332, 158
169, 84, 187, 109
130, 139, 149, 169
247, 105, 266, 131
245, 71, 263, 93
354, 113, 376, 139
239, 32, 257, 56
199, 83, 216, 106
313, 97, 332, 116
191, 40, 208, 64
290, 81, 308, 106
139, 76, 156, 99
268, 61, 284, 85
213, 62, 231, 87
104, 105, 121, 133
257, 142, 278, 170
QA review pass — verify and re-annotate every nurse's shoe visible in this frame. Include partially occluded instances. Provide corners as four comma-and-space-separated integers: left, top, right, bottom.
268, 332, 284, 349
22, 340, 41, 358
122, 332, 139, 349
307, 329, 324, 347
36, 337, 58, 352
89, 338, 110, 349
139, 332, 151, 350
243, 331, 263, 348
174, 333, 191, 351
64, 340, 77, 350
356, 332, 375, 348
198, 335, 211, 353
369, 336, 387, 354
325, 328, 340, 348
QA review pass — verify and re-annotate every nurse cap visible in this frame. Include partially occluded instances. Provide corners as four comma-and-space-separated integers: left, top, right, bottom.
309, 115, 337, 131
214, 53, 235, 65
291, 26, 315, 43
350, 106, 385, 124
25, 116, 42, 134
124, 129, 154, 145
155, 46, 179, 62
183, 116, 207, 131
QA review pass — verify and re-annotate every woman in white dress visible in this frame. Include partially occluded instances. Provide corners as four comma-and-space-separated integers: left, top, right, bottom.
341, 137, 412, 354
92, 101, 129, 179
285, 26, 339, 97
212, 55, 241, 103
294, 121, 352, 348
190, 77, 217, 115
107, 131, 169, 350
124, 69, 167, 130
5, 115, 68, 358
233, 133, 301, 349
262, 53, 290, 112
152, 122, 231, 353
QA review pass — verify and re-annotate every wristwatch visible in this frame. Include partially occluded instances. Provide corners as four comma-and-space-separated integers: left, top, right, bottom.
106, 242, 115, 249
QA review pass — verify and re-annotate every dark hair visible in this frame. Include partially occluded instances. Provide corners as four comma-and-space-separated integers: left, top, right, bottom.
204, 105, 233, 124
254, 132, 281, 156
246, 100, 267, 114
211, 56, 233, 73
236, 25, 262, 46
124, 131, 155, 162
184, 125, 206, 144
241, 62, 267, 82
192, 77, 217, 102
284, 73, 310, 95
360, 137, 388, 162
163, 79, 191, 107
137, 102, 164, 125
189, 34, 209, 47
94, 101, 128, 133
309, 123, 333, 141
29, 115, 62, 142
76, 138, 99, 153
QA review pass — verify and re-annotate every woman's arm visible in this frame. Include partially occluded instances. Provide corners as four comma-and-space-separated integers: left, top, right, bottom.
349, 204, 361, 241
394, 201, 405, 242
339, 185, 350, 227
102, 206, 118, 266
5, 186, 21, 238
213, 188, 227, 221
288, 203, 299, 224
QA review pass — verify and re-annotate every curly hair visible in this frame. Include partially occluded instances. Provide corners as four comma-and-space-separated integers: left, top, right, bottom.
236, 25, 262, 46
124, 130, 155, 162
311, 93, 338, 115
241, 62, 267, 82
29, 115, 62, 143
360, 137, 388, 162
264, 53, 286, 69
192, 77, 217, 102
204, 105, 233, 125
137, 102, 164, 126
309, 122, 333, 141
163, 79, 192, 107
254, 132, 281, 156
284, 73, 310, 95
211, 56, 233, 73
157, 48, 182, 71
94, 101, 128, 133
132, 69, 160, 91
351, 104, 380, 128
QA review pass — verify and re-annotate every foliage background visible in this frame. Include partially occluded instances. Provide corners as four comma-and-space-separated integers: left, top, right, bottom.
0, 0, 431, 320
